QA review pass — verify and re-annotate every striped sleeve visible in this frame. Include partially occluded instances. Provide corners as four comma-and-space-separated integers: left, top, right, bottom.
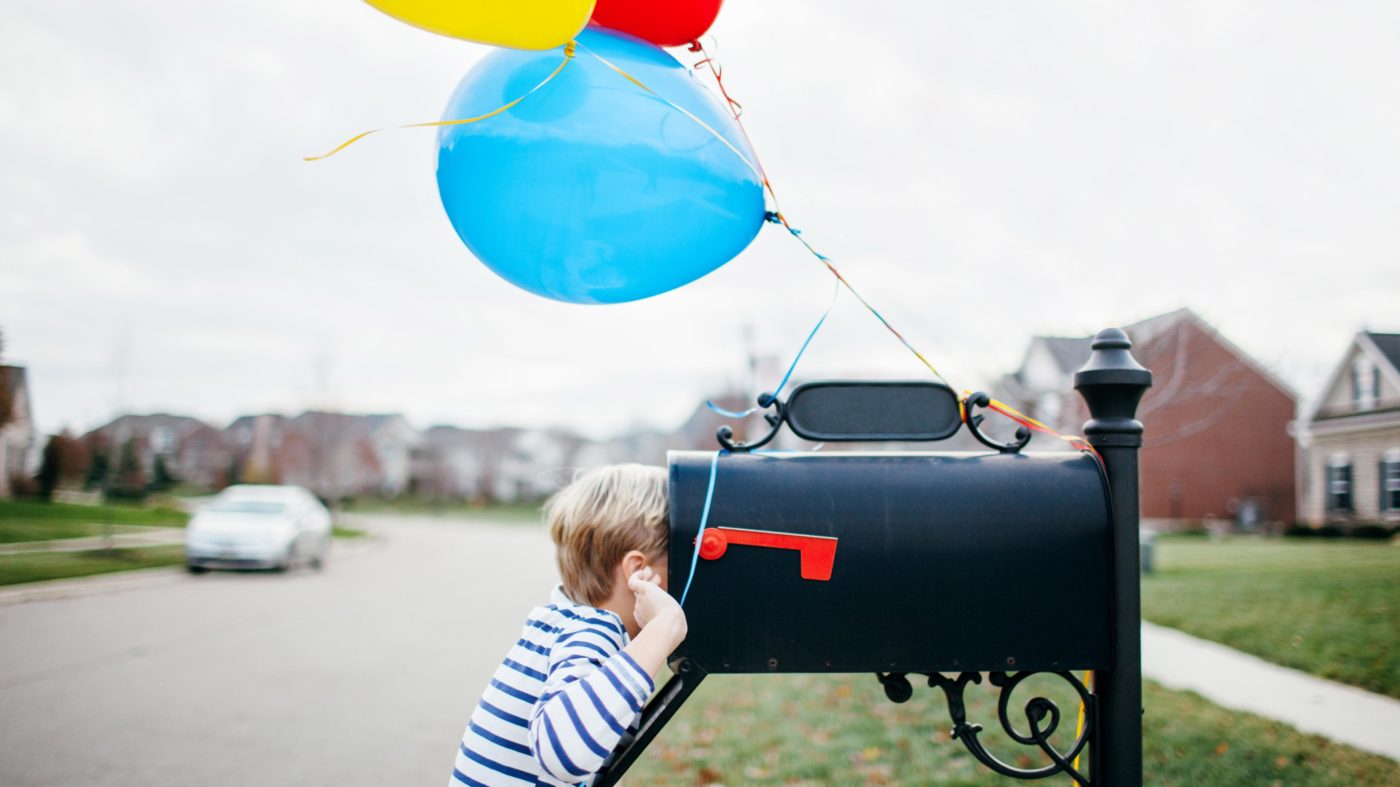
526, 620, 654, 782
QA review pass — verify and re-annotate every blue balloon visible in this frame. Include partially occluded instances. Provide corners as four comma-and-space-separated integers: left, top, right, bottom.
436, 27, 766, 304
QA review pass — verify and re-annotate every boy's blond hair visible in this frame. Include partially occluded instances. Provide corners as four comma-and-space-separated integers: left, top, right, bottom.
545, 464, 668, 607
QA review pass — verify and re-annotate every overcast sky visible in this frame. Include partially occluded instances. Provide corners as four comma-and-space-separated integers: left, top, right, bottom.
2, 1, 1397, 438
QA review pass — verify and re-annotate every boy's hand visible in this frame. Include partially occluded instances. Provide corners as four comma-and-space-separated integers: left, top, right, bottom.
628, 568, 687, 650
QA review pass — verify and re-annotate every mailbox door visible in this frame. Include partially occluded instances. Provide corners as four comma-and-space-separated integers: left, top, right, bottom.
668, 451, 1114, 674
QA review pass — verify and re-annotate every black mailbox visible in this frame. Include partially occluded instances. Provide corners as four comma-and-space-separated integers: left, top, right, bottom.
596, 330, 1152, 786
668, 451, 1114, 674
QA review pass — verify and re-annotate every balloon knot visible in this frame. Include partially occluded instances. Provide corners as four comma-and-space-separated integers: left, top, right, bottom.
687, 40, 704, 52
764, 211, 782, 224
564, 40, 577, 57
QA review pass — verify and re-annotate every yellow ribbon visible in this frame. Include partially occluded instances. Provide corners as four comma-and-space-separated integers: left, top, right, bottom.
303, 41, 577, 162
1074, 670, 1091, 776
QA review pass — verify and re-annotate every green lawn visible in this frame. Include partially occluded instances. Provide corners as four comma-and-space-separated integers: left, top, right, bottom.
626, 673, 1397, 785
0, 499, 189, 544
0, 546, 187, 586
1142, 538, 1400, 698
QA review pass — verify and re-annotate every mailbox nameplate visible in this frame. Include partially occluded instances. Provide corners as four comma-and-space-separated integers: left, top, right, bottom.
785, 380, 963, 442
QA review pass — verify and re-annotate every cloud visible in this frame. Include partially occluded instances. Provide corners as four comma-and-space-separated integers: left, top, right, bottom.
2, 0, 1397, 436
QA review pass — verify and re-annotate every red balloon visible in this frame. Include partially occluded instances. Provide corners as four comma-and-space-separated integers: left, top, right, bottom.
590, 0, 723, 48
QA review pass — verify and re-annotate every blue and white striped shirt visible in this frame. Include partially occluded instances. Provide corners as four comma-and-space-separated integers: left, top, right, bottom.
451, 586, 655, 786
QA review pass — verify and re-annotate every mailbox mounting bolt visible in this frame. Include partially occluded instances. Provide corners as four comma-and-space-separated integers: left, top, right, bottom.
766, 658, 779, 671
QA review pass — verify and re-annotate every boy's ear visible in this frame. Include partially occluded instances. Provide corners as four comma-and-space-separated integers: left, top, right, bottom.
619, 549, 649, 579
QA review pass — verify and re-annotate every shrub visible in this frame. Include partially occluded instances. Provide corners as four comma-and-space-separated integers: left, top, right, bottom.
1284, 523, 1392, 540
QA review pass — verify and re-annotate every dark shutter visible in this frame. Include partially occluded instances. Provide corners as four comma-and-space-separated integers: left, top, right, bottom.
1341, 464, 1353, 512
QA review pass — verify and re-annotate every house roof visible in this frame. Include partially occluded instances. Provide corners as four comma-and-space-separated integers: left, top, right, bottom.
227, 414, 286, 431
1124, 307, 1193, 347
1038, 337, 1094, 375
93, 413, 212, 434
1305, 331, 1400, 422
1026, 309, 1193, 377
1017, 308, 1294, 400
1365, 332, 1400, 375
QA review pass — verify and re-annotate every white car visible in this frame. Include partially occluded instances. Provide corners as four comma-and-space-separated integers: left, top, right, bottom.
186, 485, 332, 573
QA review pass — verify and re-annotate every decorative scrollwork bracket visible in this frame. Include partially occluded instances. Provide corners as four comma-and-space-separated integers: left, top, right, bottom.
716, 392, 785, 452
878, 670, 1094, 785
964, 392, 1032, 454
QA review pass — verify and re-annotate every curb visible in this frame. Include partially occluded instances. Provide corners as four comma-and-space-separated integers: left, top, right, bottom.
0, 566, 187, 607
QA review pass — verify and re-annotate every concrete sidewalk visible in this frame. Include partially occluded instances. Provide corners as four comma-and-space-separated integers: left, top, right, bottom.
0, 527, 186, 555
1143, 621, 1400, 762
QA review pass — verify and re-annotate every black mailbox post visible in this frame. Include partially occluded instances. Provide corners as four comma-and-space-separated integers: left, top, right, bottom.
595, 328, 1151, 786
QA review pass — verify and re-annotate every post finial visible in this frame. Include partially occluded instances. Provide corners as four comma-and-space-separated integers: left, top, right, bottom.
1074, 328, 1153, 444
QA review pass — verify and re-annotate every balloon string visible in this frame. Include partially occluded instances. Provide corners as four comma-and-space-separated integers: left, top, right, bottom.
705, 280, 840, 418
690, 42, 1100, 457
303, 41, 578, 161
979, 394, 1096, 455
678, 449, 724, 608
574, 42, 764, 182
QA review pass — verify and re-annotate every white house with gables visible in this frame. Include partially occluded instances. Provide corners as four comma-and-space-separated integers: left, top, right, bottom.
1293, 331, 1400, 527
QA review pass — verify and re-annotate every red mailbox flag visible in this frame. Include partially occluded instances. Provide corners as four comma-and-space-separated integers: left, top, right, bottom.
698, 527, 837, 581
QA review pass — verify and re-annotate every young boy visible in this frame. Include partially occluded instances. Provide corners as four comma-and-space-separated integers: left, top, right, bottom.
450, 464, 688, 786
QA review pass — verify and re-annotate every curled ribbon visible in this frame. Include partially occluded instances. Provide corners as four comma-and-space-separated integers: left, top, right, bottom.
303, 41, 577, 162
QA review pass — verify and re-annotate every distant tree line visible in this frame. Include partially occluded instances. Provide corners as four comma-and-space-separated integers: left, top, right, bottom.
31, 433, 178, 503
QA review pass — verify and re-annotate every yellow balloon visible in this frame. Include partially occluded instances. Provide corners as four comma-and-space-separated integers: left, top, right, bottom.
364, 0, 596, 50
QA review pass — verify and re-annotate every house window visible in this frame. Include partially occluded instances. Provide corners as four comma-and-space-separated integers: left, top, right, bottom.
152, 426, 175, 455
1351, 358, 1379, 409
1325, 456, 1352, 513
1035, 392, 1063, 429
1382, 450, 1400, 513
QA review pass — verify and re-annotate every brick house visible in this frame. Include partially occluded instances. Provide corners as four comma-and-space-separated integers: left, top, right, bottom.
1292, 332, 1400, 527
411, 426, 593, 503
83, 413, 233, 490
226, 412, 419, 500
998, 308, 1297, 528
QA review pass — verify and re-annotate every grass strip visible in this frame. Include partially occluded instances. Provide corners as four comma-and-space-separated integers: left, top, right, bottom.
0, 500, 189, 544
626, 673, 1397, 785
1143, 538, 1400, 698
0, 545, 186, 586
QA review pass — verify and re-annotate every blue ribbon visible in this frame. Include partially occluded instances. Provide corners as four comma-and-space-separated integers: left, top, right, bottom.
704, 282, 839, 419
678, 449, 722, 608
682, 285, 839, 608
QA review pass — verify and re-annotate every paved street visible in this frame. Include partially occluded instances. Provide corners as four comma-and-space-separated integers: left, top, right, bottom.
0, 515, 557, 787
5, 515, 1397, 786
